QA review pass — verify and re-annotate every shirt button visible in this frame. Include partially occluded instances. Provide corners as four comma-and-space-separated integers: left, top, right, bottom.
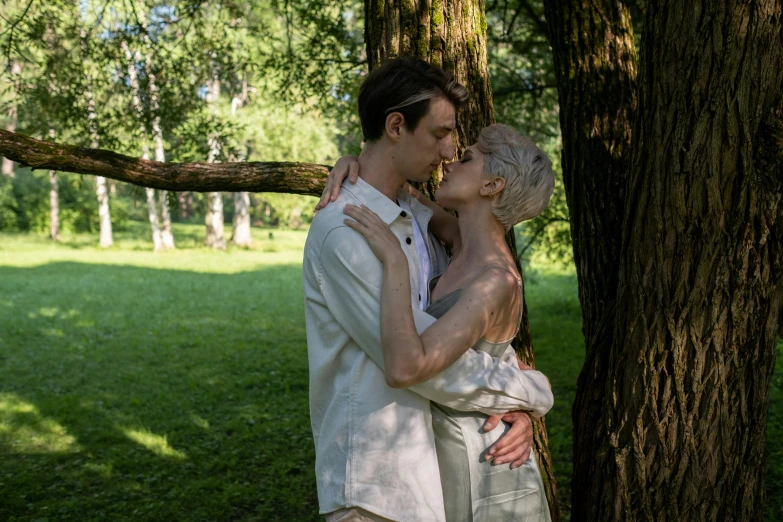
406, 237, 412, 245
400, 211, 407, 217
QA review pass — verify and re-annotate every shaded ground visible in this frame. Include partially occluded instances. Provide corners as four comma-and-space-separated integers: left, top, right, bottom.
0, 225, 780, 521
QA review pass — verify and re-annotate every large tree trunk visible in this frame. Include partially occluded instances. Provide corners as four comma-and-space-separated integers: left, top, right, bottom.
2, 60, 21, 178
541, 0, 638, 517
579, 2, 783, 519
365, 1, 559, 518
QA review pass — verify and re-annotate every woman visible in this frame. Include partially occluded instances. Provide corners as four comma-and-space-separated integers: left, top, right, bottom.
323, 124, 555, 521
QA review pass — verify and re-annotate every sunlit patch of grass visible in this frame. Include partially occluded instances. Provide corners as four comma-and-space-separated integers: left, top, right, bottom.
123, 428, 187, 459
0, 393, 80, 454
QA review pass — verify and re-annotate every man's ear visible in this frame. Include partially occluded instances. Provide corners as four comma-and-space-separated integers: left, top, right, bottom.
385, 112, 405, 141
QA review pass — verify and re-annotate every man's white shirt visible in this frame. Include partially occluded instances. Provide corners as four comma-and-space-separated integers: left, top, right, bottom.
302, 177, 554, 522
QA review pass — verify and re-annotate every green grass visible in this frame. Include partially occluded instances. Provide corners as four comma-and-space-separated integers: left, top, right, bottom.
0, 223, 781, 521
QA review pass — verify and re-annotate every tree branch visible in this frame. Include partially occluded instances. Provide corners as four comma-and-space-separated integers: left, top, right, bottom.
0, 129, 329, 196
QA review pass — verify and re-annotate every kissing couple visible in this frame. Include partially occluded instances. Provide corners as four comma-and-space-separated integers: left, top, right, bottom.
303, 57, 556, 522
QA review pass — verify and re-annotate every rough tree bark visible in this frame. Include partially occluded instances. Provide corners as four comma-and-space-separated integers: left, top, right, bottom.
541, 0, 638, 516
545, 0, 783, 518
2, 60, 21, 177
123, 39, 164, 252
365, 0, 559, 518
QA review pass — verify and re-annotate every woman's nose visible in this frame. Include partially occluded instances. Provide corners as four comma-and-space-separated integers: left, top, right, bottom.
443, 161, 454, 173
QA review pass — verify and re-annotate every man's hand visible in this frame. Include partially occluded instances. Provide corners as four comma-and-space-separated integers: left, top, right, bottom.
483, 411, 533, 469
315, 155, 360, 210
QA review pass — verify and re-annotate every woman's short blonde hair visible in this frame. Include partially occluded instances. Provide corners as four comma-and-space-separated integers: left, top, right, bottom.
478, 124, 555, 230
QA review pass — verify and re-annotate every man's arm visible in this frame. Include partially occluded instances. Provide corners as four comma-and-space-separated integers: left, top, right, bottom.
319, 226, 553, 417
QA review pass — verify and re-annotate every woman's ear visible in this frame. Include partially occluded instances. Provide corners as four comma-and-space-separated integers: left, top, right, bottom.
385, 112, 405, 140
480, 176, 506, 197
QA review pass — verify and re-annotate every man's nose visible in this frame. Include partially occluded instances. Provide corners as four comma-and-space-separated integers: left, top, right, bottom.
439, 136, 454, 160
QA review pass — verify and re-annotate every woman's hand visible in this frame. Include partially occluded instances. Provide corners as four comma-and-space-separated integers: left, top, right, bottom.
315, 155, 360, 210
343, 204, 405, 265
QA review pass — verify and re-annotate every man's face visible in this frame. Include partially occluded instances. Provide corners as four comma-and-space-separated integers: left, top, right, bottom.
395, 96, 456, 183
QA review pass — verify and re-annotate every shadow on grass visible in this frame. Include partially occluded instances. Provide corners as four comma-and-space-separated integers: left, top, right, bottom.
1, 262, 781, 521
0, 262, 319, 522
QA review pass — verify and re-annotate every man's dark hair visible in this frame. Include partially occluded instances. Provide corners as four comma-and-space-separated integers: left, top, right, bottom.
358, 57, 469, 142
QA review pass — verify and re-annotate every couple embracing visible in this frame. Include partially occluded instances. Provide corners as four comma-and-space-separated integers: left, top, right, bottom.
303, 57, 556, 522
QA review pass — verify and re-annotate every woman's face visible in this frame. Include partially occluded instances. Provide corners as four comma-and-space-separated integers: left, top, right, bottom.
434, 144, 486, 209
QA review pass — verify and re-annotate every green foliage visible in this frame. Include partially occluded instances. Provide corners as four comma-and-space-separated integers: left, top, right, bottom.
0, 169, 140, 233
487, 0, 573, 266
0, 177, 17, 230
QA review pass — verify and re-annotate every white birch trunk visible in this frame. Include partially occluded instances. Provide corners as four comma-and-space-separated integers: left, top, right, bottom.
49, 170, 60, 240
2, 60, 21, 177
231, 191, 252, 246
204, 70, 225, 249
123, 39, 163, 252
143, 23, 175, 250
83, 29, 112, 248
204, 132, 226, 249
47, 129, 60, 240
87, 91, 113, 248
230, 95, 251, 246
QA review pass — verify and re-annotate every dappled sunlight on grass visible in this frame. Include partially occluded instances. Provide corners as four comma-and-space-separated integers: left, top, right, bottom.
0, 229, 318, 520
123, 428, 187, 459
0, 226, 780, 520
0, 393, 81, 454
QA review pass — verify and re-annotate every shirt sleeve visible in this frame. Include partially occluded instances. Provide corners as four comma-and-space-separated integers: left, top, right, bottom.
318, 226, 554, 418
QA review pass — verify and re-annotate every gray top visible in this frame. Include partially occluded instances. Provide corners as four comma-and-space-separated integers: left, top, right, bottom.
426, 266, 523, 348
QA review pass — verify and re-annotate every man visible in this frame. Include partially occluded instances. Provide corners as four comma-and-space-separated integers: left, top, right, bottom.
303, 57, 549, 522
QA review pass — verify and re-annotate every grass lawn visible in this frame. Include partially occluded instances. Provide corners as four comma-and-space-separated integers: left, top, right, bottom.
1, 222, 781, 521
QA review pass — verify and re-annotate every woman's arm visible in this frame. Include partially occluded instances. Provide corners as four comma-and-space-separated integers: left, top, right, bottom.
343, 204, 518, 389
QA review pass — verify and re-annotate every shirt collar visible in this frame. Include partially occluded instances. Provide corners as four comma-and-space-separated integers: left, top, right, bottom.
342, 177, 433, 226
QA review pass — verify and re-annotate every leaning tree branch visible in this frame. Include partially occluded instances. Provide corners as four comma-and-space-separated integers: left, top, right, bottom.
0, 129, 329, 196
